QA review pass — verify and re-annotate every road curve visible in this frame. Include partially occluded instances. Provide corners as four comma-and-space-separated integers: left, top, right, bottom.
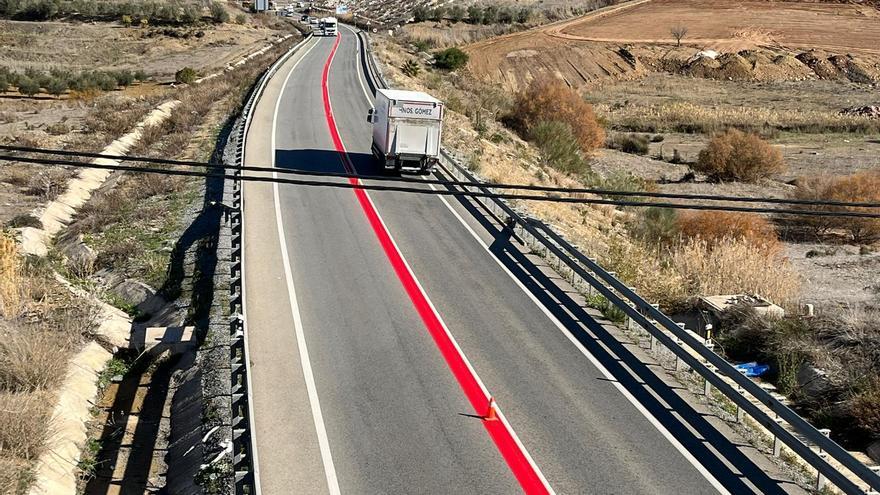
241, 27, 803, 494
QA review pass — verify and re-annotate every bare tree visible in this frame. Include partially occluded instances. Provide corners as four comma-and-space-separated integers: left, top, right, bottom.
670, 25, 688, 47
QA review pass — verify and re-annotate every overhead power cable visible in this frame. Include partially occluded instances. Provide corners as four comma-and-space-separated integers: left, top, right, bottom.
2, 144, 878, 210
3, 153, 879, 220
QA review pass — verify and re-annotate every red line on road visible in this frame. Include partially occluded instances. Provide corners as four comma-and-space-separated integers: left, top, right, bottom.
319, 34, 550, 494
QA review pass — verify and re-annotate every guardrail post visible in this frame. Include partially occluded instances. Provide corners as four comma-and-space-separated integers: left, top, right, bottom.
650, 331, 659, 354
773, 417, 784, 457
815, 428, 831, 491
736, 381, 746, 423
870, 467, 880, 495
703, 363, 715, 396
674, 323, 687, 371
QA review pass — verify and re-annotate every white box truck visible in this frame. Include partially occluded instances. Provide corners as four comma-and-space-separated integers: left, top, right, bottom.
367, 89, 444, 174
319, 17, 338, 36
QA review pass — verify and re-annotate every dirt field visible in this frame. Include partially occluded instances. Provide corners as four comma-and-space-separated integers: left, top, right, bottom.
465, 0, 880, 91
559, 0, 880, 55
0, 19, 289, 78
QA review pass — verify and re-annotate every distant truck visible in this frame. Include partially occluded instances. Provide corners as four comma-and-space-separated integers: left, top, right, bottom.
319, 17, 338, 36
367, 89, 444, 174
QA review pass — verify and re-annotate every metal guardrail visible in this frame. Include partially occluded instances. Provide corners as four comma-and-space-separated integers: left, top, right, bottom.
229, 33, 314, 495
354, 27, 880, 495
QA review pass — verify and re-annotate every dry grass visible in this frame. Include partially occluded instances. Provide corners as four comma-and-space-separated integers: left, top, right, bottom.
794, 170, 880, 242
0, 391, 53, 460
0, 455, 33, 495
403, 22, 523, 48
669, 237, 801, 306
596, 100, 880, 135
677, 211, 780, 251
0, 329, 70, 392
599, 237, 689, 308
0, 235, 22, 318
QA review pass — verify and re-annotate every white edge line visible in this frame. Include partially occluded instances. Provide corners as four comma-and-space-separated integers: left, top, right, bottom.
270, 37, 341, 495
430, 186, 731, 495
240, 34, 314, 495
330, 27, 555, 494
343, 20, 727, 494
256, 36, 343, 495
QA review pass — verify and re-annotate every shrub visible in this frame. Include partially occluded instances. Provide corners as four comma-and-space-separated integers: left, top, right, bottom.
411, 38, 433, 52
401, 60, 421, 78
467, 5, 483, 24
794, 171, 880, 242
610, 133, 649, 155
434, 47, 469, 70
516, 7, 531, 23
182, 4, 201, 23
175, 66, 198, 84
498, 7, 514, 24
114, 69, 135, 87
677, 211, 779, 251
45, 77, 66, 97
695, 129, 786, 182
413, 5, 430, 22
531, 121, 591, 175
6, 214, 42, 229
482, 5, 499, 24
121, 14, 132, 26
449, 5, 466, 22
629, 207, 679, 245
95, 73, 117, 91
16, 76, 40, 96
210, 2, 229, 23
510, 78, 605, 155
235, 13, 246, 24
134, 69, 149, 82
0, 74, 8, 93
595, 170, 654, 197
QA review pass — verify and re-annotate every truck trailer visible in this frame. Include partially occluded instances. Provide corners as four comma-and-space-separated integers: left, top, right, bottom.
367, 89, 444, 174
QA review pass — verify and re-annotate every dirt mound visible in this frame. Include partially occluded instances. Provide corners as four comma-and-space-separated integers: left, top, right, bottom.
679, 47, 880, 83
796, 50, 880, 83
682, 50, 813, 82
840, 105, 880, 118
466, 37, 645, 92
828, 53, 880, 83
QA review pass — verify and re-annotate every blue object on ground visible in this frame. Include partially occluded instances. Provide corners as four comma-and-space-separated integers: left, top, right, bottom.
735, 362, 770, 377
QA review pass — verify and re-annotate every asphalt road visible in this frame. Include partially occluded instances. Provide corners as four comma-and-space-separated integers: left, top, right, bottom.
242, 28, 803, 494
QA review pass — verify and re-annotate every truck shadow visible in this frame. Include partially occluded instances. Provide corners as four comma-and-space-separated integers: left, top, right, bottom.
275, 148, 380, 176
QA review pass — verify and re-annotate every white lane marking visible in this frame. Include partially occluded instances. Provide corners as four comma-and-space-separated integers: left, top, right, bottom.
431, 186, 730, 495
269, 37, 342, 495
327, 29, 554, 493
342, 24, 375, 108
243, 35, 317, 495
343, 19, 723, 492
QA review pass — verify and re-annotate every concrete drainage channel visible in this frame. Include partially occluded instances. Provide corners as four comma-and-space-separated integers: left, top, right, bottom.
355, 28, 880, 495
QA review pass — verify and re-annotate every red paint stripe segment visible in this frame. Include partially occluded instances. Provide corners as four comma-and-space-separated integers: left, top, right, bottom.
319, 34, 550, 494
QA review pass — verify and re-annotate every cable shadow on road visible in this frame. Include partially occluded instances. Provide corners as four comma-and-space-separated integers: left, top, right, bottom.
449, 193, 799, 494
